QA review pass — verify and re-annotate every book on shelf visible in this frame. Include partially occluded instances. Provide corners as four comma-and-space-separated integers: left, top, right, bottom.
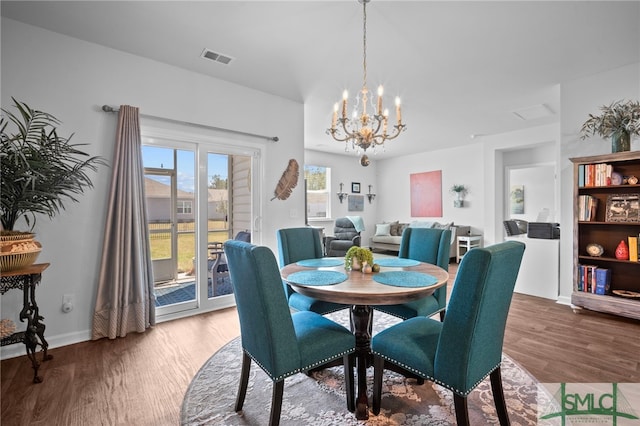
595, 268, 611, 295
577, 264, 595, 293
578, 163, 613, 187
629, 235, 639, 262
578, 194, 598, 221
577, 264, 611, 295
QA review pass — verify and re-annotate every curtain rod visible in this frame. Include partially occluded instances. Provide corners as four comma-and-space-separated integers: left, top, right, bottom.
101, 105, 279, 142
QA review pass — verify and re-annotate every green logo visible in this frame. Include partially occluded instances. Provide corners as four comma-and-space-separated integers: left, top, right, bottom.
540, 383, 639, 425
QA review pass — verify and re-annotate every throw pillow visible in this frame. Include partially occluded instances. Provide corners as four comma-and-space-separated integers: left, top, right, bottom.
397, 223, 408, 235
409, 220, 434, 228
388, 221, 401, 236
433, 221, 453, 230
375, 223, 391, 236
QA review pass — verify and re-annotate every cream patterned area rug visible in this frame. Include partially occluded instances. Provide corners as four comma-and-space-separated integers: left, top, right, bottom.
182, 310, 546, 425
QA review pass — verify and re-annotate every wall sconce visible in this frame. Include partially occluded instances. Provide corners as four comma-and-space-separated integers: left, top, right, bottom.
450, 184, 468, 208
367, 185, 376, 203
337, 182, 347, 203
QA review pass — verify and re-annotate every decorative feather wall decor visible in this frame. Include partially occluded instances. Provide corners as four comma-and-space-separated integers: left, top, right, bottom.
271, 159, 299, 201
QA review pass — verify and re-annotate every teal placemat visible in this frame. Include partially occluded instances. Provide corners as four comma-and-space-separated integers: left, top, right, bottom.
287, 270, 348, 286
375, 258, 420, 267
373, 271, 438, 288
296, 258, 343, 267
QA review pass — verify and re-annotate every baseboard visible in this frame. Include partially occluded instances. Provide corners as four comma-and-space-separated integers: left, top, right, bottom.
1, 298, 238, 361
1, 329, 91, 360
556, 295, 572, 306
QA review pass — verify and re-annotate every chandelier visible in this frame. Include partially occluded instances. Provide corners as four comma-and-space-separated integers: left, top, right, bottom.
327, 0, 406, 167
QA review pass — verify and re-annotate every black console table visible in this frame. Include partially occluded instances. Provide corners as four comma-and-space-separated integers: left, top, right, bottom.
1, 263, 53, 383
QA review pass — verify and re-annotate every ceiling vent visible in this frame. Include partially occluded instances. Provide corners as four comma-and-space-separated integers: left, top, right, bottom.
512, 104, 554, 121
201, 49, 234, 65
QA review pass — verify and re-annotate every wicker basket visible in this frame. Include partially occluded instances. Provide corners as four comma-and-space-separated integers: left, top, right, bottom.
0, 319, 16, 339
0, 232, 35, 243
0, 238, 42, 272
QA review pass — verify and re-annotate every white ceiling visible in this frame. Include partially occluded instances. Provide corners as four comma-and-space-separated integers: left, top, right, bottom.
3, 1, 639, 159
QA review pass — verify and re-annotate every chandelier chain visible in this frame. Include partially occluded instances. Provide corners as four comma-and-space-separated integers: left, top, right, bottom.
362, 0, 367, 91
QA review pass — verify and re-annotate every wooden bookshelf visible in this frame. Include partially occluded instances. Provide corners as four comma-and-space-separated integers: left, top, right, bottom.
571, 151, 640, 320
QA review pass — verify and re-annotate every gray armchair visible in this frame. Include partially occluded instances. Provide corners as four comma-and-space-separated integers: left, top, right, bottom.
503, 219, 528, 236
326, 217, 361, 257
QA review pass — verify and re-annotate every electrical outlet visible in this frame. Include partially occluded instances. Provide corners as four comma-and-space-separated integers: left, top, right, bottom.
62, 294, 74, 313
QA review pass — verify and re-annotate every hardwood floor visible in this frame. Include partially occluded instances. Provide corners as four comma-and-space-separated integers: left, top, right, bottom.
2, 265, 639, 425
505, 290, 640, 383
1, 308, 241, 426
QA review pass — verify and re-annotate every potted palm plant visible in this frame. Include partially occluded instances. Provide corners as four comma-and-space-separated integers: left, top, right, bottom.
580, 99, 640, 153
1, 98, 105, 270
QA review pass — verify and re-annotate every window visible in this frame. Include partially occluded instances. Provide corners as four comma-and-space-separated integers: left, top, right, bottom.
177, 200, 192, 214
305, 165, 331, 220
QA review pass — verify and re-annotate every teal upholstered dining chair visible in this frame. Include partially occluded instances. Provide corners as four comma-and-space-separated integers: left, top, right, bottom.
224, 240, 356, 426
374, 227, 451, 321
277, 227, 348, 314
370, 240, 525, 425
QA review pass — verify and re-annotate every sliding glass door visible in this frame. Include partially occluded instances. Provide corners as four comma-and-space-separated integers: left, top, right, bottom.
143, 146, 198, 315
141, 126, 262, 319
205, 153, 253, 298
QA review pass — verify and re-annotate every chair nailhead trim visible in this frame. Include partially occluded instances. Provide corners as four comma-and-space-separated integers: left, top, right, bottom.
373, 352, 500, 397
290, 306, 348, 315
245, 348, 355, 382
374, 307, 445, 321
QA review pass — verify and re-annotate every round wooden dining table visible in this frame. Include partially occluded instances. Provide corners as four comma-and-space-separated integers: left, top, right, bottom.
281, 257, 449, 420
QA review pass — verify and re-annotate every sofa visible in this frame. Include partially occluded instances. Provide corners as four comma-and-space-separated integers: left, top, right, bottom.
369, 220, 470, 259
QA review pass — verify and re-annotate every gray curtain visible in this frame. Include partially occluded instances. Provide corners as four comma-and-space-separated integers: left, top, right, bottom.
92, 105, 155, 340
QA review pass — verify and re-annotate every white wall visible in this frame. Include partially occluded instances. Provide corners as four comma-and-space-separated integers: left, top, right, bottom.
304, 150, 378, 245
504, 143, 557, 223
1, 18, 305, 357
481, 124, 560, 246
507, 165, 556, 222
371, 123, 560, 249
376, 143, 485, 236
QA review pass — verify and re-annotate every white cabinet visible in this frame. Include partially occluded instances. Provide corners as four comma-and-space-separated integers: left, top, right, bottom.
456, 235, 483, 263
505, 235, 559, 300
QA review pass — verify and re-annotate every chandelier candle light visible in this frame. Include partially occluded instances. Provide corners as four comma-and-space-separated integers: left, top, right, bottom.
327, 0, 406, 167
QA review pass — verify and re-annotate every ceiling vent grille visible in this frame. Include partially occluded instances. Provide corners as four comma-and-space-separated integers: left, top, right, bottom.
201, 49, 234, 65
512, 104, 554, 121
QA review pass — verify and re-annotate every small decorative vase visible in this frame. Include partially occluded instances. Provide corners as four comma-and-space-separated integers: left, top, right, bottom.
351, 257, 361, 271
615, 240, 629, 260
362, 262, 372, 274
612, 130, 631, 153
